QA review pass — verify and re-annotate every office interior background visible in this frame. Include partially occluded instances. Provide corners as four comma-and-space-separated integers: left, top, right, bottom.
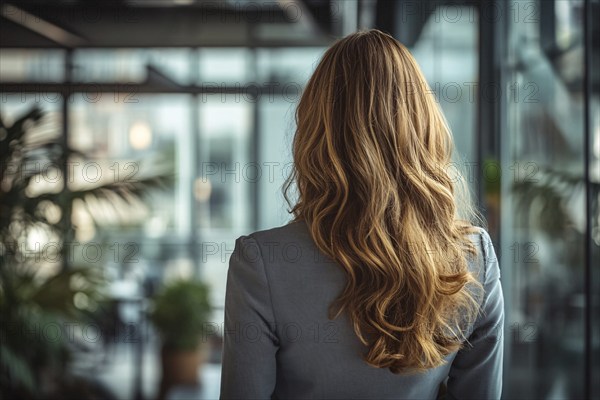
0, 0, 598, 399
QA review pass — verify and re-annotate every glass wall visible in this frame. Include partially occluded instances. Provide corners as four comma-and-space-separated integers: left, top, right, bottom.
587, 0, 600, 397
497, 0, 597, 398
406, 1, 599, 397
0, 46, 325, 398
411, 5, 480, 202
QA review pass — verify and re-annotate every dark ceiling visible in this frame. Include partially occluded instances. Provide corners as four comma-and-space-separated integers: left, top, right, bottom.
0, 0, 456, 48
0, 0, 339, 48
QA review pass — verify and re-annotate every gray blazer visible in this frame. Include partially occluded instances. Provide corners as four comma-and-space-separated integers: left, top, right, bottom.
220, 220, 504, 399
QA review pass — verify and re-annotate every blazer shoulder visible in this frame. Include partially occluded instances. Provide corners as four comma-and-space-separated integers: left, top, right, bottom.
464, 226, 496, 285
246, 220, 310, 244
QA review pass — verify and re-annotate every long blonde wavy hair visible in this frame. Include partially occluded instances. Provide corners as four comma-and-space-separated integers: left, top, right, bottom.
283, 29, 485, 373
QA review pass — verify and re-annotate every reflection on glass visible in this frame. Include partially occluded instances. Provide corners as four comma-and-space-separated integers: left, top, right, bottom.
501, 0, 586, 397
589, 0, 600, 397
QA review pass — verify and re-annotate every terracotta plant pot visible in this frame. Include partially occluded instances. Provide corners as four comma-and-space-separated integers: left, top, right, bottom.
156, 342, 208, 400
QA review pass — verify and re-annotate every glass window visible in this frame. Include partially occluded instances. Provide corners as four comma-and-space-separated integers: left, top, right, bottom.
588, 0, 600, 397
198, 48, 253, 84
410, 5, 479, 197
500, 0, 587, 397
0, 49, 66, 82
256, 47, 325, 85
0, 95, 63, 278
69, 94, 189, 238
258, 97, 296, 230
197, 94, 252, 233
72, 49, 192, 85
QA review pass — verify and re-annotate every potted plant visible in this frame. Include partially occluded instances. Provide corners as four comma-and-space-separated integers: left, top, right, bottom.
149, 279, 212, 400
0, 107, 172, 399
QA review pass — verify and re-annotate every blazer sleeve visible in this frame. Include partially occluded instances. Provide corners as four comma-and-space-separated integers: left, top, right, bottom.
220, 235, 279, 399
446, 229, 505, 400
